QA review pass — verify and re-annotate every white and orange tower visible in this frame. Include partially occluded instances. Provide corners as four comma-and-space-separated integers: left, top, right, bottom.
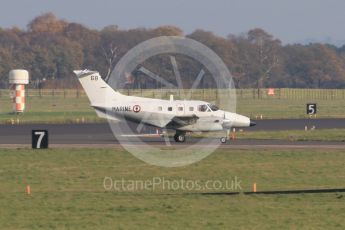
9, 70, 29, 113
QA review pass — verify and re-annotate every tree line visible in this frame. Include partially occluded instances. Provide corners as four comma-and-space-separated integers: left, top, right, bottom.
0, 13, 345, 89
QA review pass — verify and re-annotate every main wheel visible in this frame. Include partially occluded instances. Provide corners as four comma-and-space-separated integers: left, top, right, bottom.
220, 137, 227, 143
174, 133, 186, 142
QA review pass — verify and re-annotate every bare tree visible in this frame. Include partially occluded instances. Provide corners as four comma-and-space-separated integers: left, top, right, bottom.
255, 37, 279, 88
245, 29, 281, 97
102, 43, 118, 82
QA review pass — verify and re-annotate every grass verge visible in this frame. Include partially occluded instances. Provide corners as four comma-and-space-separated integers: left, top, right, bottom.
1, 95, 345, 124
0, 148, 344, 229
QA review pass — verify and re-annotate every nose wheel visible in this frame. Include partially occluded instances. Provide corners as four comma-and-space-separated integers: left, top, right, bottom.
174, 132, 186, 142
220, 129, 231, 144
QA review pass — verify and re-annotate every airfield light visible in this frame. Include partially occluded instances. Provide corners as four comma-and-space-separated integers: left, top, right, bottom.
26, 185, 31, 195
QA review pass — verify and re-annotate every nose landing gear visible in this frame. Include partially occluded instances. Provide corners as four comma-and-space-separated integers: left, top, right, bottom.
220, 129, 231, 144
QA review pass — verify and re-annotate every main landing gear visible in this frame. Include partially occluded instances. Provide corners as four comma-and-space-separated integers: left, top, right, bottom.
174, 131, 186, 142
172, 130, 230, 143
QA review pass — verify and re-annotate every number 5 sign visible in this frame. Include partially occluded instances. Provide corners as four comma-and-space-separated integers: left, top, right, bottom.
32, 130, 48, 149
306, 103, 317, 115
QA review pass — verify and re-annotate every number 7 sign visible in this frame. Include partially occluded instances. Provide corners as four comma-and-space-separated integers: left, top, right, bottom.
32, 130, 48, 149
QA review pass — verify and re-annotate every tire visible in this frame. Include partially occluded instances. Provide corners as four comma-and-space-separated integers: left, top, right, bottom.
178, 135, 186, 142
220, 137, 227, 143
174, 134, 179, 142
174, 134, 186, 142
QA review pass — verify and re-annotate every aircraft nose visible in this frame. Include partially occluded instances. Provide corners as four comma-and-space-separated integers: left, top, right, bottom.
250, 120, 256, 127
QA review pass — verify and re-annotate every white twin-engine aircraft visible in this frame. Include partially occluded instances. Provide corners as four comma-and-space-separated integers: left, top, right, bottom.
74, 70, 256, 143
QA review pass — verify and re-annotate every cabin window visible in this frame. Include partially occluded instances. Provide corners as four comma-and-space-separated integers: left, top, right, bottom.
168, 107, 173, 111
178, 107, 183, 111
208, 104, 219, 111
158, 106, 162, 111
198, 104, 208, 112
189, 107, 194, 111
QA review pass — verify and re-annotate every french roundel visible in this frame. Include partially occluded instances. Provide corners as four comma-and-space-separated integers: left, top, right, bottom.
133, 105, 141, 113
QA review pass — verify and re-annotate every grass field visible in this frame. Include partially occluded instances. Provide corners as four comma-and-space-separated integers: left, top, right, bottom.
0, 148, 344, 229
0, 88, 345, 123
0, 96, 102, 124
0, 97, 344, 124
236, 99, 345, 119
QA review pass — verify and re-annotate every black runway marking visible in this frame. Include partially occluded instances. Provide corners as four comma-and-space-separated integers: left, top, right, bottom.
202, 188, 345, 196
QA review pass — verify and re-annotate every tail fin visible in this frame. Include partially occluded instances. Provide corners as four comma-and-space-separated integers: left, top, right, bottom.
73, 70, 123, 106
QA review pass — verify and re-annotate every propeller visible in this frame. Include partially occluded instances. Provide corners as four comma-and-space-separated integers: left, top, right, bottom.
222, 112, 232, 129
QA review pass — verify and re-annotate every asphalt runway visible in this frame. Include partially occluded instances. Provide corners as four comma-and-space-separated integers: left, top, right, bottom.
0, 118, 344, 148
249, 118, 345, 131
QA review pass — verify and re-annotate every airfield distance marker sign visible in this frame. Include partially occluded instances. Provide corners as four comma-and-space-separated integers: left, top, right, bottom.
32, 130, 48, 149
306, 103, 317, 115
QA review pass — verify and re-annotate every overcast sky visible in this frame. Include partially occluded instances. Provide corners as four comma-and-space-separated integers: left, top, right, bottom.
0, 0, 344, 45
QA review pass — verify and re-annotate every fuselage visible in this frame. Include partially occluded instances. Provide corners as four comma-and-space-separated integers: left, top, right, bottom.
99, 94, 252, 132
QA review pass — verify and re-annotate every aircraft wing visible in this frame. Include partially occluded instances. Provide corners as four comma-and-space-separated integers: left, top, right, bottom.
166, 115, 199, 128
